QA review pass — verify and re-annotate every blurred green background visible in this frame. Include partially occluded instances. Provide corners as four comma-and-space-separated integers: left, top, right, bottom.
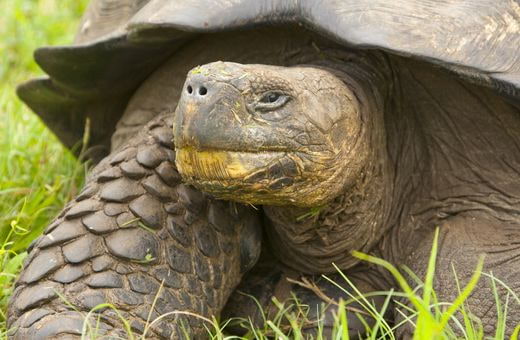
0, 0, 88, 333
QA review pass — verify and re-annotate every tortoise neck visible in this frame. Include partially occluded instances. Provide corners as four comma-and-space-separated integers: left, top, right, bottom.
262, 58, 395, 273
262, 160, 390, 273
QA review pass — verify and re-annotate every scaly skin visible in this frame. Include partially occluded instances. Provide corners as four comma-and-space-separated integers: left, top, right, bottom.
7, 114, 262, 339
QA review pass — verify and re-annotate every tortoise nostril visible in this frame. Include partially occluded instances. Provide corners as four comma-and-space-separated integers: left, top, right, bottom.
187, 85, 193, 94
199, 86, 207, 96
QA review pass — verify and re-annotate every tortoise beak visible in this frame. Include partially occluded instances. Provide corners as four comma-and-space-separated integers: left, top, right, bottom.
175, 147, 283, 182
173, 72, 249, 151
173, 70, 278, 182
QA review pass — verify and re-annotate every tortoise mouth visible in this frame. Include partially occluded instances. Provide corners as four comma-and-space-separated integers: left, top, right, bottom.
175, 147, 286, 182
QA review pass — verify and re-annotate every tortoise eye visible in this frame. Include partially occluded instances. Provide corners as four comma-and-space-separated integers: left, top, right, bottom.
260, 92, 282, 104
255, 92, 290, 112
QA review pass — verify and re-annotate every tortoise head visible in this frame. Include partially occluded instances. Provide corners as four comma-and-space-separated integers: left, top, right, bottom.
173, 62, 369, 207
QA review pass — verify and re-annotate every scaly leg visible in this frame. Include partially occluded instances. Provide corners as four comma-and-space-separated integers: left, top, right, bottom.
8, 114, 262, 339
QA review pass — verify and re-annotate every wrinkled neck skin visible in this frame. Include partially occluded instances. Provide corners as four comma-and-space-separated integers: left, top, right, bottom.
379, 57, 520, 265
263, 53, 395, 274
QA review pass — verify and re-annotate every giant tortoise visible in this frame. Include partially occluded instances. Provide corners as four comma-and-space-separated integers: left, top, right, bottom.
8, 0, 520, 338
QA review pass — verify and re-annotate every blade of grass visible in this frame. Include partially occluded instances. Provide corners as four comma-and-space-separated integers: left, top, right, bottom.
438, 256, 484, 331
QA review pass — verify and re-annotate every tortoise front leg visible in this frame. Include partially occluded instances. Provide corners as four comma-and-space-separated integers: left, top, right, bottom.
396, 213, 520, 338
7, 114, 262, 339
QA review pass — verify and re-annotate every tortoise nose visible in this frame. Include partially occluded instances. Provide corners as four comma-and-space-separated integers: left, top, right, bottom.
185, 77, 209, 97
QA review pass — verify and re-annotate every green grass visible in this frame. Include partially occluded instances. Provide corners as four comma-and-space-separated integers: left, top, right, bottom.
0, 1, 518, 339
0, 0, 88, 330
